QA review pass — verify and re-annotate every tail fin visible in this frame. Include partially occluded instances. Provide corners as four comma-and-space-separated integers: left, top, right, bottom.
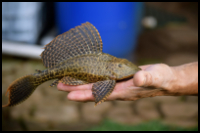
2, 75, 39, 107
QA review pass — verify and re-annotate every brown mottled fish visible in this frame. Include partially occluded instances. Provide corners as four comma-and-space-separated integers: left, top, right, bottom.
2, 22, 141, 107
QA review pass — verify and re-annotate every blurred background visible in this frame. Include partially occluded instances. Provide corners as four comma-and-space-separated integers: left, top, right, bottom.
2, 2, 198, 131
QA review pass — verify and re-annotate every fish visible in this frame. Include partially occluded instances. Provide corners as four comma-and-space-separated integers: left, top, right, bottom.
2, 22, 141, 107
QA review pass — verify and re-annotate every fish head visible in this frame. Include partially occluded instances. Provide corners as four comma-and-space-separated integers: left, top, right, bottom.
109, 58, 141, 80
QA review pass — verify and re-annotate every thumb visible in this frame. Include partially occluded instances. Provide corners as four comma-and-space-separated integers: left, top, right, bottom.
133, 70, 154, 87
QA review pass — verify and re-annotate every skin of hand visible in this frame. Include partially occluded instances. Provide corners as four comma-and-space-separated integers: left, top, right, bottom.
57, 62, 198, 102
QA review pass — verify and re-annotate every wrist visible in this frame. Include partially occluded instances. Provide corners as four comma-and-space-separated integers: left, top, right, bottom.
168, 62, 198, 95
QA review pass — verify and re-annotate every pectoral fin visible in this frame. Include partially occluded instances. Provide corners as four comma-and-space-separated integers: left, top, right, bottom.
92, 80, 116, 106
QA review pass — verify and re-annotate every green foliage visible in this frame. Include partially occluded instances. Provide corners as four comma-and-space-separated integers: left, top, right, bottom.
87, 119, 198, 131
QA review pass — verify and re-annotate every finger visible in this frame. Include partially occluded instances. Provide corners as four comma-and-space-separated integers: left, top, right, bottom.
133, 70, 153, 87
67, 89, 118, 102
67, 90, 94, 101
67, 79, 135, 102
57, 82, 93, 92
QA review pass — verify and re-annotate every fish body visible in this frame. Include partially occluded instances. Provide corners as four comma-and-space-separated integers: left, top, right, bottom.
3, 22, 141, 107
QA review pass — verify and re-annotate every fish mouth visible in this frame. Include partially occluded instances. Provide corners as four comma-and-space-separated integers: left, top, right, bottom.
116, 74, 134, 81
116, 75, 133, 82
116, 67, 141, 81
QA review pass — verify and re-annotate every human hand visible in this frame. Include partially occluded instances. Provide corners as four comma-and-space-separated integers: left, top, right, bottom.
57, 63, 179, 102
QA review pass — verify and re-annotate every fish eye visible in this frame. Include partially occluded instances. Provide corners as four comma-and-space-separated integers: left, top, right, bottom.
118, 64, 122, 68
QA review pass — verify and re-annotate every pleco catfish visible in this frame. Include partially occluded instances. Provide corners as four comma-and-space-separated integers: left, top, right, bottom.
2, 22, 141, 107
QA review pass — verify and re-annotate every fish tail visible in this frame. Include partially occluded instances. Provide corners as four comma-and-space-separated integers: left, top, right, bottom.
2, 74, 40, 107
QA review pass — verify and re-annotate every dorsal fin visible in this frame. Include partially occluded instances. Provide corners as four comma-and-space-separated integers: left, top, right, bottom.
40, 22, 103, 68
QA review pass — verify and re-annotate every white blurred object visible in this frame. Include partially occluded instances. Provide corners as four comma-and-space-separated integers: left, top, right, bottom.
142, 16, 157, 29
2, 41, 44, 59
2, 2, 43, 44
